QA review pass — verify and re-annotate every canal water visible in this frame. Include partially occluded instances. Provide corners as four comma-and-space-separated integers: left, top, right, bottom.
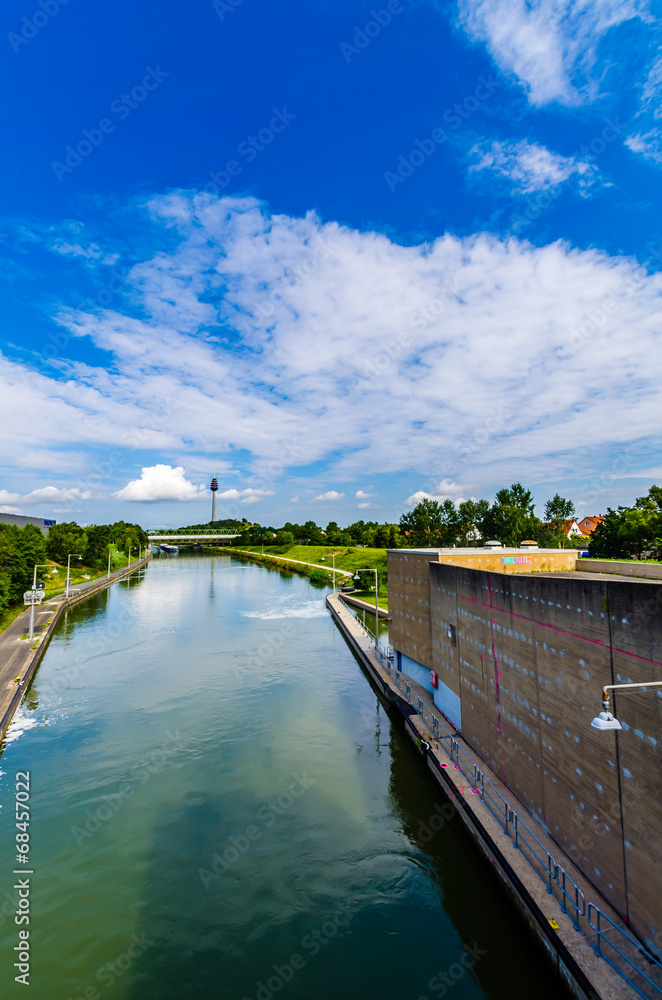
0, 553, 564, 1000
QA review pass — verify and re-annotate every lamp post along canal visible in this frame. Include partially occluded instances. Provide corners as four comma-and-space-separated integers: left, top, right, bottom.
65, 553, 82, 599
591, 680, 662, 731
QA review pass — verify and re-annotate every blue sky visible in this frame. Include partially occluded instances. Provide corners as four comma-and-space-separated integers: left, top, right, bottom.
1, 0, 661, 528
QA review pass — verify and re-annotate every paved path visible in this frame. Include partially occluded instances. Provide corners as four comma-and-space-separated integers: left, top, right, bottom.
0, 555, 151, 742
232, 550, 353, 576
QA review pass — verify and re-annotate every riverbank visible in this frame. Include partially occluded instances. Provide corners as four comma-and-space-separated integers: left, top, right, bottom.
0, 551, 151, 744
326, 591, 648, 1000
218, 547, 353, 584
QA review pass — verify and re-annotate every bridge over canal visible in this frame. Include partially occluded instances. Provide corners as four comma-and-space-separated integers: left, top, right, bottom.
148, 533, 239, 546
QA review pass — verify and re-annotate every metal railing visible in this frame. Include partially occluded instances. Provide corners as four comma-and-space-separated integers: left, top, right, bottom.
588, 904, 662, 999
557, 866, 586, 931
338, 597, 392, 665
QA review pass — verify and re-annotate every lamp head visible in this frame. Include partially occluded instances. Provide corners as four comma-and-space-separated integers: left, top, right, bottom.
591, 700, 622, 731
353, 572, 361, 582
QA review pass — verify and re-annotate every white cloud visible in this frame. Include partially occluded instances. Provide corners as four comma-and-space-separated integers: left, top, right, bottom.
404, 481, 467, 506
0, 506, 23, 515
2, 192, 662, 510
314, 491, 345, 501
0, 486, 91, 506
355, 490, 372, 498
289, 496, 299, 503
625, 131, 662, 165
357, 502, 372, 509
50, 241, 119, 265
469, 139, 601, 195
456, 0, 648, 106
216, 487, 274, 504
625, 55, 662, 167
114, 465, 205, 502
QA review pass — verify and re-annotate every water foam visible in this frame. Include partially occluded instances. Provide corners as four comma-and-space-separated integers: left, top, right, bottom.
240, 599, 328, 620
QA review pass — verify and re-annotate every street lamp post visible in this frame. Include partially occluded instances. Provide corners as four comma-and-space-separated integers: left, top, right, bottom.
591, 680, 662, 731
65, 553, 82, 599
128, 547, 132, 567
332, 553, 336, 593
107, 548, 112, 579
353, 568, 379, 654
28, 564, 51, 641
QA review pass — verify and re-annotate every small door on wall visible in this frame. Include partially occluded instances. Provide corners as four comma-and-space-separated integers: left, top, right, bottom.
396, 651, 402, 672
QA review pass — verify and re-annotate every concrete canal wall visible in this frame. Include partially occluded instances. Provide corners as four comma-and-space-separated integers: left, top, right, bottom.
387, 549, 662, 960
327, 590, 658, 1000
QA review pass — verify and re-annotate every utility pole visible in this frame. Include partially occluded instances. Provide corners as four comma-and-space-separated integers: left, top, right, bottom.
107, 549, 112, 578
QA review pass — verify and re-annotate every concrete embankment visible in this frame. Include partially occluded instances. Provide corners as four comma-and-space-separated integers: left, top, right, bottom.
577, 558, 662, 580
339, 593, 391, 619
326, 591, 644, 1000
0, 552, 152, 743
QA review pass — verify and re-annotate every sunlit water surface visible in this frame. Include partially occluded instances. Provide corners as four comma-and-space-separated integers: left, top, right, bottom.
0, 553, 564, 999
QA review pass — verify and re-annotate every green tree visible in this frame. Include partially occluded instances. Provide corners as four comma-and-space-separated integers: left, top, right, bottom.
46, 522, 88, 565
544, 493, 576, 525
589, 487, 662, 560
275, 530, 295, 547
0, 523, 47, 605
483, 483, 540, 547
458, 499, 490, 545
399, 498, 460, 547
543, 494, 576, 548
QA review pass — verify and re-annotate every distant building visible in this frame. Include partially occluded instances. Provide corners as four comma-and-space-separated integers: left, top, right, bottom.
0, 512, 56, 535
577, 514, 604, 535
542, 518, 588, 539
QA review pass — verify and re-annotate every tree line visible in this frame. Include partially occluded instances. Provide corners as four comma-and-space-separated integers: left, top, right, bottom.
181, 481, 662, 560
0, 519, 148, 616
220, 486, 578, 551
588, 486, 662, 560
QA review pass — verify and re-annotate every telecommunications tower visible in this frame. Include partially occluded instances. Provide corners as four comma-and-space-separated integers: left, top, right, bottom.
210, 465, 219, 523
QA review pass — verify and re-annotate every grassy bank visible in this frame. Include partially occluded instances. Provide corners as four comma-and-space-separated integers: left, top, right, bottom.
238, 544, 387, 574
346, 590, 390, 611
218, 544, 390, 604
